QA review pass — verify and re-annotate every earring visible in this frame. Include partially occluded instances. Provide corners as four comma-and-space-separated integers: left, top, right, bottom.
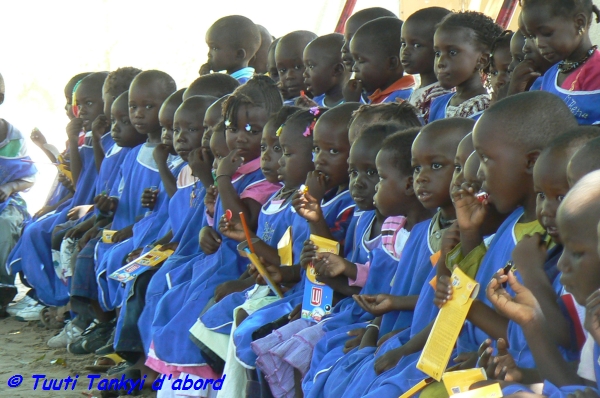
579, 27, 585, 35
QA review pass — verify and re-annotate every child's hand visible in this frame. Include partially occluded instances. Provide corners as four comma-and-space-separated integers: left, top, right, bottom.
454, 351, 479, 370
294, 95, 319, 108
441, 222, 461, 258
434, 275, 453, 308
58, 173, 75, 192
507, 60, 541, 97
112, 225, 133, 243
479, 338, 523, 382
313, 252, 347, 279
343, 79, 363, 102
217, 148, 244, 180
94, 194, 117, 213
344, 327, 367, 353
486, 269, 541, 326
153, 143, 172, 166
199, 63, 211, 76
66, 118, 85, 140
374, 346, 405, 375
141, 188, 158, 210
126, 248, 143, 263
30, 128, 47, 147
67, 204, 93, 221
585, 289, 600, 346
511, 233, 548, 276
353, 294, 397, 316
292, 172, 327, 222
188, 148, 213, 184
300, 240, 318, 269
91, 114, 110, 140
305, 170, 328, 202
0, 184, 14, 202
214, 279, 252, 302
77, 226, 101, 250
204, 185, 218, 217
218, 214, 246, 242
199, 226, 221, 254
64, 222, 90, 240
159, 241, 179, 252
376, 329, 401, 350
452, 183, 488, 233
248, 256, 283, 286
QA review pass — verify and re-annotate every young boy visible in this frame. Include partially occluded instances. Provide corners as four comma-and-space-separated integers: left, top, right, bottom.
568, 136, 600, 187
402, 7, 453, 123
204, 15, 261, 83
0, 72, 36, 308
349, 17, 415, 104
249, 25, 273, 75
302, 33, 348, 107
183, 73, 239, 100
347, 102, 422, 145
275, 30, 317, 105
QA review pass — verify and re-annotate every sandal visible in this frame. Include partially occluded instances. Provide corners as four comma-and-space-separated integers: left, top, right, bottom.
84, 353, 124, 373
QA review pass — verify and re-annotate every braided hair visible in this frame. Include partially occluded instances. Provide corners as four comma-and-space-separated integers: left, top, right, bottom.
436, 11, 504, 52
222, 74, 283, 126
104, 67, 142, 96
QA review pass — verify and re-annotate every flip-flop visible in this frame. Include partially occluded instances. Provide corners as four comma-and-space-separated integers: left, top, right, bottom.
84, 353, 124, 372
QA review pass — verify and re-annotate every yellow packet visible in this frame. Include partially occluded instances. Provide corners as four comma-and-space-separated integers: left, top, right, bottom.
398, 377, 435, 398
449, 383, 503, 397
302, 235, 339, 322
417, 268, 479, 381
277, 227, 293, 266
102, 230, 117, 244
57, 163, 73, 184
135, 246, 174, 266
442, 368, 487, 396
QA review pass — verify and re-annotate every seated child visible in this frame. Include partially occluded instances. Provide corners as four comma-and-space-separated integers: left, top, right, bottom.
488, 31, 514, 103
249, 25, 273, 75
183, 73, 240, 100
349, 17, 416, 104
523, 0, 600, 123
302, 33, 348, 107
429, 11, 503, 121
402, 7, 453, 122
204, 15, 261, 83
266, 38, 281, 86
347, 101, 422, 145
568, 136, 600, 186
275, 30, 317, 105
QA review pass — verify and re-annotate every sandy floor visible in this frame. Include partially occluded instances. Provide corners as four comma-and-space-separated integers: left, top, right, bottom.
0, 315, 156, 398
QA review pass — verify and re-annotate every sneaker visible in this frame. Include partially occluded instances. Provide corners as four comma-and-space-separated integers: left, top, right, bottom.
47, 321, 84, 348
6, 295, 37, 317
68, 320, 114, 355
15, 302, 47, 322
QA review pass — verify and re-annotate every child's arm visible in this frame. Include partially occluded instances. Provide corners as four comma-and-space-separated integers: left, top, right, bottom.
218, 214, 280, 265
153, 144, 177, 198
353, 293, 419, 316
91, 115, 110, 172
292, 171, 335, 240
0, 179, 34, 202
188, 148, 214, 189
66, 119, 85, 185
30, 128, 58, 163
374, 320, 434, 375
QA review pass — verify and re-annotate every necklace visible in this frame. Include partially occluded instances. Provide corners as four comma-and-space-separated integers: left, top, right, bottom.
558, 45, 597, 73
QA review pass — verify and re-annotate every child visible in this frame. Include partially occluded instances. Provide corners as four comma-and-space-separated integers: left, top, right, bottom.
183, 73, 240, 101
489, 31, 514, 102
302, 33, 348, 108
275, 30, 317, 105
568, 136, 600, 186
347, 102, 422, 145
266, 38, 280, 85
0, 72, 37, 294
402, 7, 453, 122
522, 0, 600, 124
429, 11, 503, 121
350, 17, 416, 104
249, 25, 273, 75
205, 15, 261, 83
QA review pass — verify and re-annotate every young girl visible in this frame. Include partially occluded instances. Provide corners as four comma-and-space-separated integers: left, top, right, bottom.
488, 30, 514, 103
429, 11, 503, 121
521, 0, 600, 124
141, 75, 283, 384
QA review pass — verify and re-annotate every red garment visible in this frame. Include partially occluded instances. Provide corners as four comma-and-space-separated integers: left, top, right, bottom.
561, 50, 600, 91
367, 75, 416, 104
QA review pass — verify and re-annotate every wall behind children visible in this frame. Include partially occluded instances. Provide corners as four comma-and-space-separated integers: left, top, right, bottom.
2, 0, 599, 213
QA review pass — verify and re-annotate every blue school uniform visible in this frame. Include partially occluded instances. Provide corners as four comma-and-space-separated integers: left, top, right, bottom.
428, 93, 487, 122
233, 190, 356, 368
311, 94, 345, 108
530, 76, 543, 91
540, 64, 600, 124
229, 67, 255, 84
9, 132, 99, 306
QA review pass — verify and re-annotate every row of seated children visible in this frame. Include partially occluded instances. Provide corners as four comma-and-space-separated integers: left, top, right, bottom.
2, 1, 600, 396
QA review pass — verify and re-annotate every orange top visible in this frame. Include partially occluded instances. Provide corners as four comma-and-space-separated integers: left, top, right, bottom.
368, 75, 416, 104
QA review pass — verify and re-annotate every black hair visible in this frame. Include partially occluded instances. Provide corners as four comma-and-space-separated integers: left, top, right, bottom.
381, 127, 421, 176
349, 101, 422, 130
284, 107, 328, 138
222, 74, 283, 124
78, 72, 109, 93
437, 11, 504, 52
569, 136, 600, 178
490, 30, 513, 68
132, 70, 177, 96
306, 33, 345, 63
519, 0, 600, 24
347, 7, 397, 29
405, 7, 451, 29
277, 31, 318, 58
65, 72, 92, 98
184, 74, 240, 100
104, 67, 142, 96
268, 106, 302, 130
178, 95, 218, 118
161, 89, 185, 113
353, 17, 403, 56
482, 91, 578, 151
209, 15, 261, 57
355, 123, 406, 151
545, 126, 600, 159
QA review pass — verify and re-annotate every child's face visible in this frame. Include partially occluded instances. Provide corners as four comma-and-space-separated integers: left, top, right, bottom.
111, 97, 141, 148
557, 203, 600, 306
278, 123, 315, 190
350, 35, 393, 93
509, 31, 526, 73
489, 46, 512, 92
401, 20, 436, 76
128, 82, 166, 135
260, 120, 284, 185
473, 119, 530, 214
276, 41, 308, 99
75, 83, 105, 132
210, 128, 229, 170
450, 135, 474, 197
303, 45, 338, 97
174, 106, 204, 162
313, 117, 351, 191
342, 19, 362, 70
65, 93, 75, 120
374, 149, 411, 217
203, 103, 222, 150
158, 103, 178, 148
102, 84, 120, 119
225, 104, 268, 163
463, 151, 482, 189
267, 45, 280, 84
348, 142, 379, 211
522, 4, 581, 64
434, 27, 484, 90
411, 130, 456, 215
205, 29, 238, 72
534, 150, 570, 243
